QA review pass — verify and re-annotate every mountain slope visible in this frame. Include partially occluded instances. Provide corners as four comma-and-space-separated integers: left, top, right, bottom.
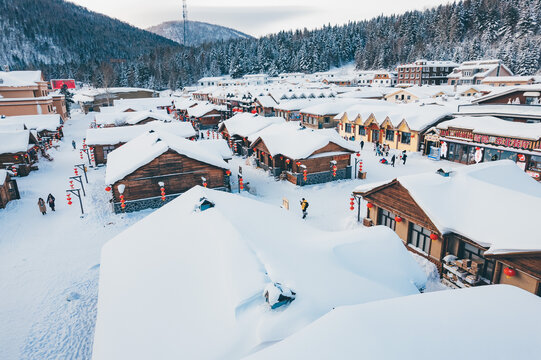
0, 0, 178, 68
147, 20, 252, 46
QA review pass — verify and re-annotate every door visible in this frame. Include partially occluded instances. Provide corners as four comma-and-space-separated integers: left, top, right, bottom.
372, 130, 379, 143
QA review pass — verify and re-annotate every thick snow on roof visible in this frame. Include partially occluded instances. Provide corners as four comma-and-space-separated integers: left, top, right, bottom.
0, 123, 25, 131
337, 100, 453, 131
274, 98, 327, 111
92, 187, 425, 360
112, 97, 171, 109
94, 111, 173, 126
355, 161, 541, 254
187, 103, 225, 118
86, 121, 196, 146
220, 113, 285, 138
195, 139, 233, 160
299, 99, 359, 116
2, 114, 61, 132
247, 285, 541, 360
173, 97, 197, 110
105, 131, 229, 184
0, 71, 43, 87
0, 130, 31, 154
437, 116, 541, 140
457, 104, 541, 119
250, 122, 360, 159
256, 95, 278, 108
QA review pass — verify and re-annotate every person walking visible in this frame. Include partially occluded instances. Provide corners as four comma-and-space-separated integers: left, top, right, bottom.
391, 154, 396, 167
47, 193, 56, 211
402, 151, 408, 165
38, 198, 47, 215
72, 140, 76, 150
360, 140, 364, 151
300, 198, 309, 219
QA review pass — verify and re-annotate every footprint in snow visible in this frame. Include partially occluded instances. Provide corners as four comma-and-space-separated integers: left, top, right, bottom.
67, 292, 80, 302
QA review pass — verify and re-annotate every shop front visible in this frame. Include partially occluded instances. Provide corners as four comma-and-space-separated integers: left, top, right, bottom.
439, 127, 541, 180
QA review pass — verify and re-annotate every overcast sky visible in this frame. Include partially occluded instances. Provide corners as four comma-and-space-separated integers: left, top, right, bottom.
68, 0, 452, 37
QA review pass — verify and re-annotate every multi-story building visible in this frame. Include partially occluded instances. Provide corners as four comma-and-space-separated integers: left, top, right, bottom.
371, 71, 397, 87
397, 60, 458, 86
447, 59, 513, 86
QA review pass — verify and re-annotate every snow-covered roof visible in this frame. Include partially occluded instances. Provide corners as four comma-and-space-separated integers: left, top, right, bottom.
0, 71, 43, 87
274, 98, 327, 111
195, 139, 233, 161
256, 95, 278, 108
173, 97, 197, 110
336, 100, 454, 132
187, 103, 225, 118
105, 131, 229, 184
472, 84, 541, 104
86, 121, 196, 146
92, 187, 425, 360
250, 121, 360, 159
219, 113, 285, 138
2, 114, 61, 132
299, 99, 359, 116
437, 116, 541, 140
111, 97, 171, 110
246, 285, 541, 360
355, 161, 541, 255
457, 104, 541, 120
0, 130, 31, 154
482, 75, 537, 83
94, 111, 173, 127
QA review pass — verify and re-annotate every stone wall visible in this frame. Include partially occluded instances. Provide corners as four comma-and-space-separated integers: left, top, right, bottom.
289, 166, 352, 186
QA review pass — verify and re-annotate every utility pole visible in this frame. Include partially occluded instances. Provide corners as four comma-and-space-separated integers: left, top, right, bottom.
183, 0, 188, 45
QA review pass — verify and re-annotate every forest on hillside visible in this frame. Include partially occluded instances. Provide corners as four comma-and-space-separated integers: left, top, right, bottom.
2, 0, 540, 89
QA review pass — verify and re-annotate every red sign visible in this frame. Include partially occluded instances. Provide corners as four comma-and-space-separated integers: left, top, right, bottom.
50, 79, 76, 90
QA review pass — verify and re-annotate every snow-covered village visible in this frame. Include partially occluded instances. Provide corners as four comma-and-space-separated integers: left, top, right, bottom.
1, 0, 541, 359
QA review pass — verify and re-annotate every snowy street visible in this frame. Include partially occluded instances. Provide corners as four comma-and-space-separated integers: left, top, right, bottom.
0, 113, 149, 359
1, 113, 454, 359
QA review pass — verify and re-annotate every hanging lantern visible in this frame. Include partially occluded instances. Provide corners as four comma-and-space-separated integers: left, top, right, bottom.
303, 169, 307, 181
239, 177, 244, 191
11, 165, 17, 177
105, 186, 111, 192
356, 153, 360, 157
349, 197, 355, 211
66, 193, 72, 206
225, 170, 231, 176
430, 233, 439, 241
160, 186, 166, 201
367, 202, 374, 209
359, 161, 363, 172
503, 267, 516, 278
69, 180, 74, 189
332, 165, 337, 177
74, 168, 79, 176
296, 161, 301, 166
286, 159, 290, 164
251, 109, 257, 114
80, 150, 83, 160
395, 216, 402, 223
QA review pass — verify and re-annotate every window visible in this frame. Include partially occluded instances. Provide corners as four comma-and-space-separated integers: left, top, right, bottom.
358, 127, 366, 136
324, 117, 330, 124
385, 129, 394, 141
395, 95, 399, 99
528, 155, 541, 171
459, 242, 495, 282
345, 123, 352, 133
408, 224, 431, 254
103, 145, 116, 160
405, 75, 409, 79
378, 209, 396, 230
401, 132, 411, 144
407, 95, 411, 100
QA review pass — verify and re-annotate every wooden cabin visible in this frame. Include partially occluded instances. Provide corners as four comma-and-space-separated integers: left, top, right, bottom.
249, 122, 359, 185
86, 121, 197, 165
94, 111, 173, 128
353, 161, 541, 296
0, 170, 20, 209
1, 114, 64, 141
187, 103, 225, 130
105, 131, 230, 213
0, 130, 40, 176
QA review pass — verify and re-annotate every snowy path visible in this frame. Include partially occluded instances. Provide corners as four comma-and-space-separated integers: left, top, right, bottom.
0, 113, 148, 360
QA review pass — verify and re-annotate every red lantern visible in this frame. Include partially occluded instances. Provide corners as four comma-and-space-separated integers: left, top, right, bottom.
296, 162, 301, 166
225, 170, 231, 176
503, 267, 516, 278
251, 109, 257, 114
395, 216, 402, 223
367, 202, 374, 209
203, 182, 208, 188
303, 169, 307, 181
239, 177, 244, 191
356, 153, 360, 157
105, 186, 111, 192
430, 233, 439, 241
286, 159, 290, 164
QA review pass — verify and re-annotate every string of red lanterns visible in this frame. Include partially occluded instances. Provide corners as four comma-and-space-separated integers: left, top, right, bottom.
332, 165, 337, 177
11, 165, 17, 177
349, 197, 355, 211
66, 193, 72, 206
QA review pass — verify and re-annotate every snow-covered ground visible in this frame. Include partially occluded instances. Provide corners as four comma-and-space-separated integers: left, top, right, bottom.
1, 112, 456, 359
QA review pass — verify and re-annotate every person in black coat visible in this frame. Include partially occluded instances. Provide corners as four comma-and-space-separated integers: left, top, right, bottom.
391, 154, 396, 167
47, 193, 56, 211
402, 151, 408, 165
360, 140, 364, 150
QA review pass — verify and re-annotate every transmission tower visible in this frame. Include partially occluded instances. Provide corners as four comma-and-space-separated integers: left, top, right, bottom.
182, 0, 188, 45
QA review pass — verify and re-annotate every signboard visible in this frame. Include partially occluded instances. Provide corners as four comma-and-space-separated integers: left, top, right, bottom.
282, 198, 289, 210
50, 79, 76, 90
427, 146, 441, 160
440, 129, 534, 150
